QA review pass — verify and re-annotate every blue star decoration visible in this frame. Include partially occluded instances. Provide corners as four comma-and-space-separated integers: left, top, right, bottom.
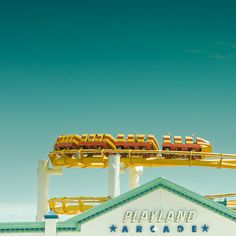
202, 224, 209, 232
109, 225, 117, 232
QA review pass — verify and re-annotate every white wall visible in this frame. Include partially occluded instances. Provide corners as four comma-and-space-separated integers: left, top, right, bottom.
79, 188, 236, 236
0, 233, 43, 236
57, 232, 77, 236
1, 188, 236, 236
58, 232, 79, 236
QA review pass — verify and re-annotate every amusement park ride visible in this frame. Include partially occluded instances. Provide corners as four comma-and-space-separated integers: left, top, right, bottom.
36, 133, 236, 221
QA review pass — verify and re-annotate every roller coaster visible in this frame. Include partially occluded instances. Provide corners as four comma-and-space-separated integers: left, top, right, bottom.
46, 133, 236, 216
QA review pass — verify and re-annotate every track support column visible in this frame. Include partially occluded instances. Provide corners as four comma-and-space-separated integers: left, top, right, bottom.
128, 166, 143, 190
108, 154, 121, 198
36, 160, 62, 222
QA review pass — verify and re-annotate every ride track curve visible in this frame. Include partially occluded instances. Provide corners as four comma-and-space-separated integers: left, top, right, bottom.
47, 134, 236, 215
49, 149, 236, 169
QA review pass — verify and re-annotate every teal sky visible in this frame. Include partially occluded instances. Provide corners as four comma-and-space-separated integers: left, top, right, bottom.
0, 0, 236, 221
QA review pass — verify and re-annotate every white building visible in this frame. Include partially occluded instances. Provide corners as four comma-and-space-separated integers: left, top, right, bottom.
0, 177, 236, 235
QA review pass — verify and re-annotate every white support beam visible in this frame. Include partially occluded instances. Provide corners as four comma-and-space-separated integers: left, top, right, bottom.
36, 160, 62, 222
128, 166, 143, 190
108, 154, 120, 198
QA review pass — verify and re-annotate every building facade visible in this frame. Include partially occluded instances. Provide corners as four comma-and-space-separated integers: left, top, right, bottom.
0, 177, 236, 235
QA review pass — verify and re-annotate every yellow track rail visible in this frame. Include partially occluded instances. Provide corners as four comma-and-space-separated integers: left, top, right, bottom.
206, 193, 236, 199
50, 194, 236, 215
206, 193, 236, 210
49, 193, 236, 216
48, 149, 236, 215
227, 200, 236, 209
49, 196, 110, 215
49, 149, 236, 169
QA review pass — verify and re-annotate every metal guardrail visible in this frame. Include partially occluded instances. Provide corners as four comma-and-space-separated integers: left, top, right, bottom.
49, 149, 236, 169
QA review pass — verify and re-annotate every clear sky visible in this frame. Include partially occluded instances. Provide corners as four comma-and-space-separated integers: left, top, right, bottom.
0, 0, 236, 221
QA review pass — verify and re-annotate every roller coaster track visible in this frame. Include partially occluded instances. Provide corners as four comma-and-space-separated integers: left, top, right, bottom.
206, 193, 236, 210
49, 149, 236, 169
48, 196, 110, 215
48, 149, 236, 215
49, 193, 236, 216
49, 192, 236, 215
206, 193, 236, 198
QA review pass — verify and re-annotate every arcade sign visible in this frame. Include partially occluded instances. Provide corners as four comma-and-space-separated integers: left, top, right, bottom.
109, 210, 209, 233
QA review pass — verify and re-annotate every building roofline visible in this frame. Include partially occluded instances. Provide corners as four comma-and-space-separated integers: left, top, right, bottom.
0, 221, 44, 233
57, 177, 236, 231
0, 177, 235, 233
